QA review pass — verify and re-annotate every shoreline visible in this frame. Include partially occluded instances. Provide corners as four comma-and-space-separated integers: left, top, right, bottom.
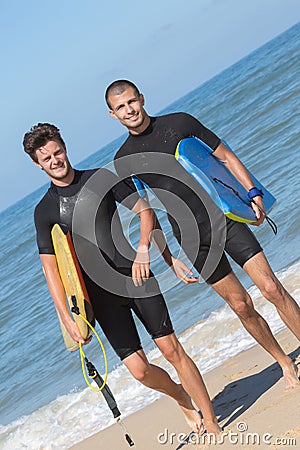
70, 328, 300, 449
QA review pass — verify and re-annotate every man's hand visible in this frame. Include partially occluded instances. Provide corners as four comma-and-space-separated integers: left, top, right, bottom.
132, 244, 150, 286
66, 318, 92, 345
251, 196, 266, 226
171, 256, 198, 284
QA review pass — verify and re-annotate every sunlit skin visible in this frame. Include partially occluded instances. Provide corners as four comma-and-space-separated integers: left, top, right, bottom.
108, 87, 151, 134
34, 140, 74, 186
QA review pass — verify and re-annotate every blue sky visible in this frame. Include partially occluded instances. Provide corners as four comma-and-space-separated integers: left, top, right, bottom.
1, 0, 299, 212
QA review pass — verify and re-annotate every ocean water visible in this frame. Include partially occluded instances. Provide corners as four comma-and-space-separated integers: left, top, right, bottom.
1, 22, 299, 450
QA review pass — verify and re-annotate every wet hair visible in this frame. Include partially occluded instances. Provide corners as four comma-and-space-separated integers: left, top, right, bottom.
105, 80, 140, 109
23, 123, 66, 162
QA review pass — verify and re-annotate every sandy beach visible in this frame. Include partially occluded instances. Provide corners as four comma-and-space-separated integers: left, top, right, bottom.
70, 329, 300, 450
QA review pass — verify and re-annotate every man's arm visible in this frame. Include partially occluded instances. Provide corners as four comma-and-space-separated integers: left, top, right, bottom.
130, 198, 153, 286
40, 254, 87, 343
131, 198, 198, 285
212, 142, 265, 225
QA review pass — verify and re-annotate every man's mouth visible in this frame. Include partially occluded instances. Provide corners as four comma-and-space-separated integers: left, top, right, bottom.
127, 113, 139, 121
53, 163, 65, 171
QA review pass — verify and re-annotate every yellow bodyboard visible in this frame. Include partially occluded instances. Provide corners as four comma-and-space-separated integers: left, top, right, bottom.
51, 224, 95, 352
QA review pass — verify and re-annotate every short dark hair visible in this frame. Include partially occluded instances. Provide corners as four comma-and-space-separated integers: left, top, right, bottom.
105, 80, 140, 109
23, 123, 66, 162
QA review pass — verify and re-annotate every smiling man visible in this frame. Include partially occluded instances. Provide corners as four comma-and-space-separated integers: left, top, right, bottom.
23, 122, 222, 436
106, 79, 300, 390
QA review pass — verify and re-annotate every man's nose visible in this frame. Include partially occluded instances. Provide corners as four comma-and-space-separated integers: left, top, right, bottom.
125, 103, 134, 114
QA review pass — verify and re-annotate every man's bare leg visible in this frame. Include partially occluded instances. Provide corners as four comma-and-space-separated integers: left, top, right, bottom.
211, 270, 299, 389
243, 252, 300, 339
154, 334, 221, 435
243, 252, 300, 389
123, 347, 218, 434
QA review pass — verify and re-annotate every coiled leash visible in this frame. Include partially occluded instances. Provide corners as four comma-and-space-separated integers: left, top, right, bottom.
71, 297, 135, 447
71, 297, 108, 392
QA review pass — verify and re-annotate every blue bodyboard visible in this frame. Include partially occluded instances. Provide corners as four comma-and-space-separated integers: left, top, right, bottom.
175, 137, 276, 223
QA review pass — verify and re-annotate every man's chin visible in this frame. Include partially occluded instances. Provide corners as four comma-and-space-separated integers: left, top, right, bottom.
127, 121, 141, 128
52, 170, 67, 179
126, 117, 144, 130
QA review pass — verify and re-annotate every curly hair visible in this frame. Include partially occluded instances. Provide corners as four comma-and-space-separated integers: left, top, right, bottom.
23, 123, 66, 162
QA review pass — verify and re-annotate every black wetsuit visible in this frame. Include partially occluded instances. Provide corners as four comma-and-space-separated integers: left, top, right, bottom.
114, 113, 262, 284
34, 168, 173, 360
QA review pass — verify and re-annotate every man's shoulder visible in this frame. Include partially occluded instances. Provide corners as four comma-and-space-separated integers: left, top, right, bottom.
114, 138, 131, 161
158, 111, 189, 119
34, 186, 53, 212
79, 167, 118, 181
156, 111, 193, 123
76, 168, 98, 180
33, 187, 57, 228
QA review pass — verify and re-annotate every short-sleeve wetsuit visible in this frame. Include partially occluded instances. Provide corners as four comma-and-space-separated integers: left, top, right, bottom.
34, 168, 173, 360
114, 113, 262, 284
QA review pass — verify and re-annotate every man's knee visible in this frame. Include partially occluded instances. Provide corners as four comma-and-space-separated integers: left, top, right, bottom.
123, 352, 151, 383
159, 338, 184, 364
229, 293, 255, 320
259, 276, 283, 302
129, 363, 150, 383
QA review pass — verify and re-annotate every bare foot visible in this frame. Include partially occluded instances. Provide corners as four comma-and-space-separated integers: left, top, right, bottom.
283, 362, 300, 391
177, 387, 204, 433
204, 420, 223, 436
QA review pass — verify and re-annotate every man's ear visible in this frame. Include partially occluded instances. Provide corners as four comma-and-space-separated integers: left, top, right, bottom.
109, 109, 118, 120
139, 93, 145, 106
